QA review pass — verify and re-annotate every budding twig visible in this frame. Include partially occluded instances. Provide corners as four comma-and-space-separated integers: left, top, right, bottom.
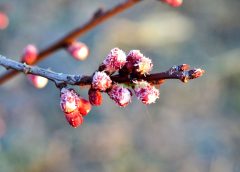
0, 55, 204, 87
0, 0, 142, 84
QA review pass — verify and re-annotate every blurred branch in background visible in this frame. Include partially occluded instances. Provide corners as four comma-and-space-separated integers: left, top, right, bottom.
0, 0, 142, 84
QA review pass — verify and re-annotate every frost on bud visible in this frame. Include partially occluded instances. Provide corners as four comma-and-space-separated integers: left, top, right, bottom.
103, 48, 126, 73
65, 109, 84, 128
134, 80, 159, 105
60, 88, 79, 114
124, 50, 144, 73
77, 98, 92, 116
134, 56, 153, 75
160, 0, 183, 7
27, 74, 48, 89
124, 50, 153, 76
108, 84, 132, 107
88, 88, 102, 106
21, 44, 38, 65
67, 42, 89, 61
92, 71, 112, 91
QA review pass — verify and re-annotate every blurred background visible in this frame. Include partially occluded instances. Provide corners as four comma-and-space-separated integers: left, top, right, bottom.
0, 0, 240, 171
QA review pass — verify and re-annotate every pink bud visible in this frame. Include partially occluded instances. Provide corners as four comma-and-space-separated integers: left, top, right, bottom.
92, 71, 112, 91
134, 56, 153, 75
65, 109, 84, 128
21, 44, 38, 65
127, 50, 144, 63
103, 48, 127, 73
134, 80, 159, 104
125, 50, 153, 75
60, 88, 79, 114
27, 74, 48, 89
108, 84, 132, 107
125, 50, 143, 72
0, 11, 9, 30
161, 0, 183, 7
67, 42, 89, 61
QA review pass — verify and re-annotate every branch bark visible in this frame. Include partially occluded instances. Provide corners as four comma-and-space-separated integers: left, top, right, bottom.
0, 0, 142, 84
0, 55, 204, 87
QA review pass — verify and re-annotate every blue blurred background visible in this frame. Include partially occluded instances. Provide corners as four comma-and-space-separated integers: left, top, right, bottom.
0, 0, 240, 171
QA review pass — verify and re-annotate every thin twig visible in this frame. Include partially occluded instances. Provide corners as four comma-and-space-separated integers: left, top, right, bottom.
0, 0, 142, 84
0, 55, 204, 87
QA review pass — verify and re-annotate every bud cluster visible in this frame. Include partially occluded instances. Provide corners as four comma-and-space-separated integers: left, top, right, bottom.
60, 88, 91, 128
88, 48, 160, 108
19, 46, 203, 128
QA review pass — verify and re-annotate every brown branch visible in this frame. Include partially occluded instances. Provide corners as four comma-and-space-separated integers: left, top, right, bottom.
0, 55, 205, 87
0, 0, 142, 84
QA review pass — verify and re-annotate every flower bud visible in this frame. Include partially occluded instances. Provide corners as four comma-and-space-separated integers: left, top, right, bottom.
88, 88, 102, 106
21, 44, 38, 65
125, 50, 144, 73
92, 71, 112, 91
27, 74, 48, 89
103, 48, 126, 73
77, 98, 92, 116
134, 56, 153, 75
65, 109, 84, 128
108, 84, 132, 107
67, 42, 89, 61
60, 88, 79, 114
124, 50, 153, 76
134, 80, 159, 104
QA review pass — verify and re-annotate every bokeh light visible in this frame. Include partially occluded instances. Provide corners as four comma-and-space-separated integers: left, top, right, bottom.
0, 11, 9, 30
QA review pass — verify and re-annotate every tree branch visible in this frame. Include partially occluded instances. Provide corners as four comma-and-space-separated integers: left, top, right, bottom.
0, 0, 142, 84
0, 55, 204, 87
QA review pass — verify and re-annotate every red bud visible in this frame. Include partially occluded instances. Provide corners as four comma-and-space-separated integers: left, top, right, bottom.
88, 88, 102, 106
77, 98, 92, 116
65, 109, 84, 128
